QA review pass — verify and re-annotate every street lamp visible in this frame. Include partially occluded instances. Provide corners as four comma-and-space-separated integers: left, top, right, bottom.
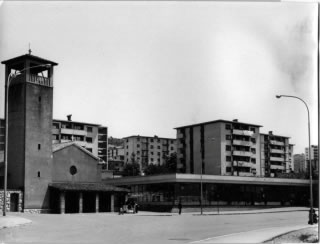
3, 64, 51, 216
275, 94, 313, 225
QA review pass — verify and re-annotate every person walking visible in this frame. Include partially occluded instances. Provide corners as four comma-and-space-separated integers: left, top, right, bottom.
178, 202, 182, 215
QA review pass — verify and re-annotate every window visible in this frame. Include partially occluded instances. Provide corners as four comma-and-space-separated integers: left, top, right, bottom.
137, 144, 140, 148
170, 146, 174, 150
87, 127, 93, 132
226, 135, 231, 140
151, 152, 154, 155
53, 123, 60, 129
157, 152, 161, 156
250, 127, 256, 133
137, 151, 140, 155
86, 137, 92, 143
226, 156, 231, 161
38, 144, 41, 150
37, 171, 40, 177
151, 158, 154, 162
157, 146, 161, 149
226, 145, 231, 151
150, 145, 154, 149
251, 148, 256, 154
226, 167, 231, 173
150, 139, 154, 142
52, 134, 59, 140
38, 96, 41, 102
251, 138, 256, 144
251, 158, 256, 163
70, 166, 77, 175
225, 124, 231, 130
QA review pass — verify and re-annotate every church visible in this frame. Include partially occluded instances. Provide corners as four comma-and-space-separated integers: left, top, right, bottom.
0, 53, 129, 214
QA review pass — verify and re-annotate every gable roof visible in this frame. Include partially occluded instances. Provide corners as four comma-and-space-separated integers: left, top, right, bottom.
52, 142, 102, 162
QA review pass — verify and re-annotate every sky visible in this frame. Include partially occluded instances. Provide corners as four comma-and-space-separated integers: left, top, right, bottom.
0, 1, 318, 154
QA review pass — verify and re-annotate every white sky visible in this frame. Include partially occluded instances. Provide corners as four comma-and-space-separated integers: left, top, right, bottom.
0, 1, 318, 154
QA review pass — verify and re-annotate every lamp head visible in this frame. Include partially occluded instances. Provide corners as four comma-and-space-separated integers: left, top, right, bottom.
276, 95, 282, 99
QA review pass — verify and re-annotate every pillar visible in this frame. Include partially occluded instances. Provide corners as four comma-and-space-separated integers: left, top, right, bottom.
79, 192, 83, 213
110, 194, 114, 212
95, 193, 99, 213
60, 191, 65, 214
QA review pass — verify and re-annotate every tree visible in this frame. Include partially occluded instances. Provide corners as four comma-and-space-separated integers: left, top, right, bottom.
144, 153, 177, 176
122, 153, 141, 176
165, 152, 177, 173
122, 162, 141, 176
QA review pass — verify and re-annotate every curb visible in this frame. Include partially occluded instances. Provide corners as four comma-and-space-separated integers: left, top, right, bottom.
192, 209, 309, 216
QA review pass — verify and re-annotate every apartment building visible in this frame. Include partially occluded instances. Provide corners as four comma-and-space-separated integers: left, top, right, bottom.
260, 131, 294, 177
123, 135, 176, 169
175, 119, 262, 177
52, 117, 108, 162
294, 154, 306, 173
305, 145, 319, 172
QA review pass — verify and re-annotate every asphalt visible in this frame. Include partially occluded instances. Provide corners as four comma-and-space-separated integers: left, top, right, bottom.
0, 207, 317, 243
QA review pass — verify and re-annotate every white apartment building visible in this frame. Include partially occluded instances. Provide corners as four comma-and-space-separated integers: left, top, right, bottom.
123, 135, 176, 170
260, 131, 294, 177
175, 119, 294, 177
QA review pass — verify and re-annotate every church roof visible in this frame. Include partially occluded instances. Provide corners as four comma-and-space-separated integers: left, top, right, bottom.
52, 142, 102, 162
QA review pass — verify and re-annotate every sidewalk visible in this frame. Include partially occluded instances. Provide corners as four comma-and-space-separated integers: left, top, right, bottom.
137, 207, 311, 216
0, 215, 32, 229
190, 225, 317, 243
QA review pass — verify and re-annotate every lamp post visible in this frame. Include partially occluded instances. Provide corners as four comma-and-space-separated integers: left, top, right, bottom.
275, 94, 313, 225
3, 64, 51, 216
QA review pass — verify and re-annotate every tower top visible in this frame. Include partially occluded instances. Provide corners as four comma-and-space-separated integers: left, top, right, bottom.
1, 53, 58, 66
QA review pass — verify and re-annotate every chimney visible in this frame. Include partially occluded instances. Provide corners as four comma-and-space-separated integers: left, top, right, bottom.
67, 114, 72, 121
269, 131, 273, 135
233, 119, 238, 122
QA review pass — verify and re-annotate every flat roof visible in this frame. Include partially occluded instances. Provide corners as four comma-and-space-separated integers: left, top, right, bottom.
103, 173, 313, 187
53, 119, 103, 127
174, 119, 263, 130
123, 135, 176, 140
260, 132, 290, 138
49, 182, 130, 192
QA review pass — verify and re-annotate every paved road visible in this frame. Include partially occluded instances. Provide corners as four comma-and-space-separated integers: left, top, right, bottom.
0, 211, 309, 244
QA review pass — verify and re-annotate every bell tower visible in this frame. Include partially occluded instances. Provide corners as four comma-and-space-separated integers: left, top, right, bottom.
2, 53, 58, 212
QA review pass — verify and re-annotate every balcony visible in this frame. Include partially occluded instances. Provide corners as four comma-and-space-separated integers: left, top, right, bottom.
28, 74, 52, 87
232, 140, 251, 147
233, 150, 252, 157
233, 161, 252, 168
270, 156, 285, 162
270, 140, 284, 146
233, 172, 253, 177
232, 129, 254, 137
270, 149, 285, 154
61, 128, 86, 136
270, 164, 285, 170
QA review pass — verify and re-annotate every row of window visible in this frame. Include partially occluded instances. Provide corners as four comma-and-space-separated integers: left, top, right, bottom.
53, 134, 93, 143
226, 135, 256, 143
52, 122, 93, 132
226, 156, 256, 163
126, 144, 175, 150
225, 145, 256, 154
225, 124, 256, 133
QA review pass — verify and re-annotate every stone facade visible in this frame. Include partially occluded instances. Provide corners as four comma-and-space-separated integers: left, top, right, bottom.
0, 190, 23, 212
